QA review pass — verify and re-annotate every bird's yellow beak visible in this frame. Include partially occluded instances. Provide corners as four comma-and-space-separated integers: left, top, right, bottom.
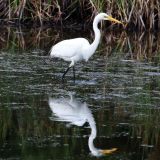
100, 148, 117, 154
105, 15, 123, 25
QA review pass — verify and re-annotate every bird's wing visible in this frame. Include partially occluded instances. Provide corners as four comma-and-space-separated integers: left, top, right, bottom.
50, 38, 90, 59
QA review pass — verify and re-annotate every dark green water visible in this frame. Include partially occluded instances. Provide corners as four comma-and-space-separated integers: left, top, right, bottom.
0, 27, 160, 160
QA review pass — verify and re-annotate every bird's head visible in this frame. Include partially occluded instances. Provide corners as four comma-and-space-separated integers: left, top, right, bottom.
97, 13, 123, 25
91, 148, 118, 157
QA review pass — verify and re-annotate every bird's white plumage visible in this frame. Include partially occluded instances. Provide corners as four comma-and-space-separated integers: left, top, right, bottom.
50, 13, 122, 77
48, 96, 88, 126
48, 95, 98, 155
50, 13, 107, 68
50, 38, 90, 62
48, 94, 117, 156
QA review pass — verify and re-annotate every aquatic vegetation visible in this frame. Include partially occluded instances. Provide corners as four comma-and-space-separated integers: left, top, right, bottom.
0, 27, 160, 60
0, 0, 159, 30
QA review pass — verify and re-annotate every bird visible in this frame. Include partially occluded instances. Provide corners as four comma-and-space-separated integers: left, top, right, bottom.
50, 13, 123, 80
48, 94, 117, 156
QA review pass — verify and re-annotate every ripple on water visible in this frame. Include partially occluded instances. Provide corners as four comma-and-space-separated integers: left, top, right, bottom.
75, 79, 97, 85
144, 72, 160, 76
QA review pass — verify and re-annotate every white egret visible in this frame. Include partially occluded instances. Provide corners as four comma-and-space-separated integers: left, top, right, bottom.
48, 94, 117, 156
50, 13, 123, 80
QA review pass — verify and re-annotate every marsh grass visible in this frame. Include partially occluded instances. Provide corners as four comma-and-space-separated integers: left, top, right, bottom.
0, 27, 160, 61
0, 0, 159, 30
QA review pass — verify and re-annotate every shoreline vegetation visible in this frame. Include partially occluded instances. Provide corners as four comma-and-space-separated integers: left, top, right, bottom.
0, 27, 160, 61
0, 0, 160, 30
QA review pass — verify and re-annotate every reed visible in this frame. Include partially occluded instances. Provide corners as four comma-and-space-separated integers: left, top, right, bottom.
0, 0, 159, 30
0, 27, 160, 61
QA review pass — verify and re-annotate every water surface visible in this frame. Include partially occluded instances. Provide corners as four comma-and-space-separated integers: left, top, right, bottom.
0, 27, 160, 160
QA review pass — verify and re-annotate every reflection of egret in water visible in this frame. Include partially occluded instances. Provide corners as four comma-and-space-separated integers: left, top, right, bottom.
48, 94, 117, 156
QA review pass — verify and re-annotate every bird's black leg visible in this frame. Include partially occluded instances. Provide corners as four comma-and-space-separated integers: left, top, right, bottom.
73, 66, 75, 82
62, 66, 71, 81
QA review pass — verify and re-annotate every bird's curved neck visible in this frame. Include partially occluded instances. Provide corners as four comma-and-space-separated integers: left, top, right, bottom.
91, 17, 101, 53
88, 117, 99, 155
85, 17, 101, 62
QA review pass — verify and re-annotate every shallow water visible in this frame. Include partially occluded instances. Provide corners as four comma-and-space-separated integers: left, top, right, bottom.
0, 27, 160, 160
